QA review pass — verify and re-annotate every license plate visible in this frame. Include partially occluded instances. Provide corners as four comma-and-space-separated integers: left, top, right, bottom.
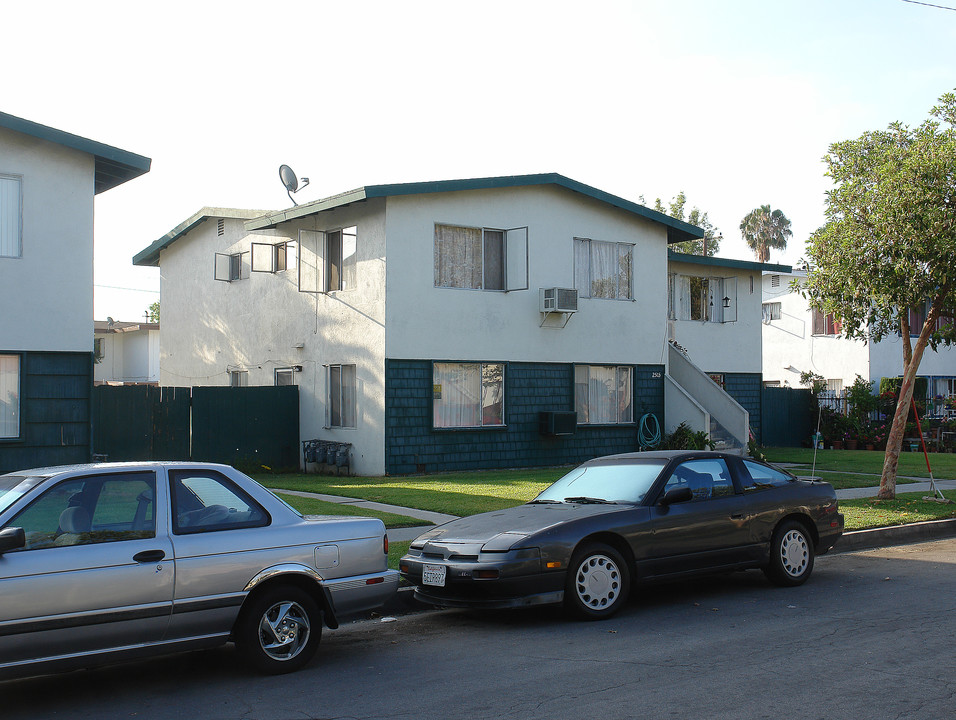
422, 563, 446, 587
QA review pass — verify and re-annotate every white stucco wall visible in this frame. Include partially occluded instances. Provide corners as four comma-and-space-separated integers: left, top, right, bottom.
0, 128, 94, 352
384, 185, 669, 365
158, 204, 387, 475
94, 327, 159, 384
667, 259, 764, 375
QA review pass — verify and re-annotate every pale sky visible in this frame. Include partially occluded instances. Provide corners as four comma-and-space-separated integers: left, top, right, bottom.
5, 0, 955, 321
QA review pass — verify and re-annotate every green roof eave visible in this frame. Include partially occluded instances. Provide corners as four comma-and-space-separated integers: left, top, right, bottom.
0, 111, 150, 194
667, 249, 792, 273
133, 207, 273, 267
245, 173, 705, 243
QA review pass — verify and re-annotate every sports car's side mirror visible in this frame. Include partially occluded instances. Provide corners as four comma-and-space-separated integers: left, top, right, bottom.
660, 487, 693, 506
0, 527, 25, 554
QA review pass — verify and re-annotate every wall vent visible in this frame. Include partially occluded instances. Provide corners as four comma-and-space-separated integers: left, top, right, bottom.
217, 218, 225, 236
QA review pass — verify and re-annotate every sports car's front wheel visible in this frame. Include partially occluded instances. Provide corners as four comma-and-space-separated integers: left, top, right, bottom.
565, 542, 630, 620
764, 521, 815, 587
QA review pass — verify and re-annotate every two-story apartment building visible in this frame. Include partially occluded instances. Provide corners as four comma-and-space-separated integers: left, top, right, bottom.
0, 112, 150, 472
136, 174, 725, 475
93, 320, 160, 385
762, 268, 956, 404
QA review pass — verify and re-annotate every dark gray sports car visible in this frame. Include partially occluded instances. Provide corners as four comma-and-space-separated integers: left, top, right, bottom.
399, 451, 844, 619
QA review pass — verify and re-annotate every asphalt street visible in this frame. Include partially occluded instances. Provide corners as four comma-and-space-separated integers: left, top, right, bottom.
4, 538, 956, 720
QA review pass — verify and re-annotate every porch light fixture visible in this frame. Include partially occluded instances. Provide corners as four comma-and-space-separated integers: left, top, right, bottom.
722, 296, 731, 308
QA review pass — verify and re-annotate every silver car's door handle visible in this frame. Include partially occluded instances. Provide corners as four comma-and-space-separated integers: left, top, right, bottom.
133, 550, 166, 563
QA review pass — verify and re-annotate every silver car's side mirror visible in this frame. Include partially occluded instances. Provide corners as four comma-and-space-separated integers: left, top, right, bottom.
0, 527, 26, 554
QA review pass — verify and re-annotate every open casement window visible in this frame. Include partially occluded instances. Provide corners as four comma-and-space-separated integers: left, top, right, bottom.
573, 238, 633, 300
670, 275, 736, 323
326, 364, 357, 428
298, 227, 356, 293
0, 354, 20, 438
214, 252, 247, 282
433, 362, 505, 428
574, 365, 633, 424
251, 240, 296, 273
434, 224, 529, 291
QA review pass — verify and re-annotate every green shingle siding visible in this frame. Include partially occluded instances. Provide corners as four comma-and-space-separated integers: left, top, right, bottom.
384, 360, 665, 475
723, 373, 762, 441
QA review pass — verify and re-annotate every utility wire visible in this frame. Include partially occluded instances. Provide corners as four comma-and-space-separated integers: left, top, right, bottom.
901, 0, 956, 11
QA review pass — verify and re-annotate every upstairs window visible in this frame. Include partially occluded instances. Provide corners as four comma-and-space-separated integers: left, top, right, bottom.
762, 302, 782, 322
298, 226, 356, 293
0, 354, 20, 438
214, 251, 247, 282
574, 238, 633, 300
812, 309, 841, 336
575, 365, 633, 425
669, 274, 737, 322
274, 368, 295, 386
434, 224, 528, 292
229, 369, 248, 387
1, 175, 22, 258
433, 362, 504, 428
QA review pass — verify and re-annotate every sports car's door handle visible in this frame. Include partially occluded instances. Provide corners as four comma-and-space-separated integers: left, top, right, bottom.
731, 513, 743, 520
133, 550, 166, 563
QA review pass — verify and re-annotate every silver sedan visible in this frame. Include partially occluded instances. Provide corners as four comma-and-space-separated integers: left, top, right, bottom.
0, 462, 399, 679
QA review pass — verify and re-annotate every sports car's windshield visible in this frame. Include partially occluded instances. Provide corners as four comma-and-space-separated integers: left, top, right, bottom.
532, 460, 668, 505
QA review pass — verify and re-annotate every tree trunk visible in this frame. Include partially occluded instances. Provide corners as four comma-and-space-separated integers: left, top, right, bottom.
878, 290, 949, 498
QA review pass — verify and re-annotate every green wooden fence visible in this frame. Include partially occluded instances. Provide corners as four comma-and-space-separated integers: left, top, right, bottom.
92, 385, 299, 470
760, 386, 812, 447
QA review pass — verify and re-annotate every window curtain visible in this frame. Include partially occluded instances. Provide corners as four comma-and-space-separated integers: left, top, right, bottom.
0, 177, 20, 258
575, 365, 632, 424
617, 243, 632, 299
589, 241, 617, 299
573, 238, 591, 297
434, 363, 481, 427
342, 227, 357, 290
0, 355, 19, 438
435, 225, 482, 288
677, 275, 692, 320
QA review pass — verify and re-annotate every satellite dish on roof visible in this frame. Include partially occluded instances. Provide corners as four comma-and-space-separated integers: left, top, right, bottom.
279, 164, 310, 206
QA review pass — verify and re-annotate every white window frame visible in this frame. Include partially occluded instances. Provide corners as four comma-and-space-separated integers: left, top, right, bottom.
669, 274, 737, 323
574, 237, 633, 300
762, 302, 782, 322
574, 364, 633, 425
432, 362, 505, 428
326, 364, 357, 428
274, 368, 295, 386
433, 223, 529, 292
0, 354, 21, 439
229, 369, 248, 387
0, 174, 22, 259
297, 227, 356, 293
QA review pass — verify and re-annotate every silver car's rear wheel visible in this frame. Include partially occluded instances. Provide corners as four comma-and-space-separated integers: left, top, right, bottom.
565, 542, 630, 620
236, 585, 322, 674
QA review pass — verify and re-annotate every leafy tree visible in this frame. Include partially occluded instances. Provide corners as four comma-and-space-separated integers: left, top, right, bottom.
651, 191, 721, 256
147, 301, 160, 323
802, 90, 956, 498
739, 205, 792, 262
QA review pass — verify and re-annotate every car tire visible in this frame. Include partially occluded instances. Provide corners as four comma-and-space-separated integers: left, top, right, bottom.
764, 520, 815, 587
235, 585, 322, 674
565, 542, 630, 620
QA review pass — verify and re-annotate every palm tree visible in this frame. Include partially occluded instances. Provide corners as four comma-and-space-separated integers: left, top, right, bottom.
739, 205, 792, 262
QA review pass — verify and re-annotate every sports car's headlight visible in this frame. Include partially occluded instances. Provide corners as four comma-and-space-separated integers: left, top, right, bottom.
481, 532, 530, 552
409, 527, 447, 549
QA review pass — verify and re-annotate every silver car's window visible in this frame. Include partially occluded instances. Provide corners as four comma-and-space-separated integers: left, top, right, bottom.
534, 461, 667, 504
4, 472, 156, 550
170, 470, 269, 534
740, 460, 793, 492
662, 459, 735, 502
0, 475, 37, 515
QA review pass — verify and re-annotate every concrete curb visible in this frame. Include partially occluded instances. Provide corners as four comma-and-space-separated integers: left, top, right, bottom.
831, 517, 956, 553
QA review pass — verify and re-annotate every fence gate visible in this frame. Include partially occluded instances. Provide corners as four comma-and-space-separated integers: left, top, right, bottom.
92, 385, 298, 469
760, 386, 811, 447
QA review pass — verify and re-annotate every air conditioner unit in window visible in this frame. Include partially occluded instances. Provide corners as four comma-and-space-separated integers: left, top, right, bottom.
539, 287, 578, 313
539, 411, 578, 436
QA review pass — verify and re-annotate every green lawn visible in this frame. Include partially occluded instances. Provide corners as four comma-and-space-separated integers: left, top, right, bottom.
273, 492, 428, 529
841, 490, 956, 530
763, 447, 956, 479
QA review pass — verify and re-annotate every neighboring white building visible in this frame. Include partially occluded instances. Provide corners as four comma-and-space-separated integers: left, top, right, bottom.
135, 174, 779, 475
762, 268, 956, 402
93, 320, 160, 385
0, 111, 150, 472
